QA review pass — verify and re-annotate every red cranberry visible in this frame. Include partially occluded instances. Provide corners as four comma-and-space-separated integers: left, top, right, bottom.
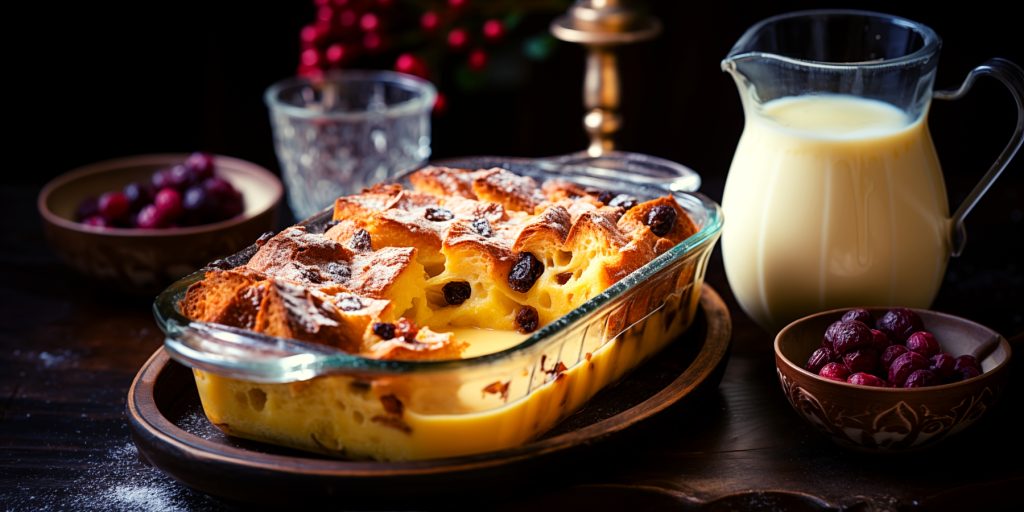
123, 182, 154, 212
881, 345, 909, 368
869, 329, 891, 352
135, 204, 165, 229
958, 366, 982, 381
954, 355, 982, 381
904, 369, 939, 388
154, 188, 183, 221
906, 331, 940, 357
888, 351, 929, 387
818, 362, 850, 382
829, 320, 874, 354
805, 347, 834, 373
875, 308, 924, 343
841, 308, 873, 325
929, 352, 957, 381
98, 191, 130, 221
151, 168, 174, 190
847, 372, 887, 387
75, 196, 100, 221
843, 348, 878, 373
185, 152, 215, 181
82, 215, 109, 228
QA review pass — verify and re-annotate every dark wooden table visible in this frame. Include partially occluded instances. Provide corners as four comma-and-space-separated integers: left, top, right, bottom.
2, 183, 1022, 511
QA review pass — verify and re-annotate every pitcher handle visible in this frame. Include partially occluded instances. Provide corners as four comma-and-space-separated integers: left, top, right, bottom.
934, 58, 1024, 257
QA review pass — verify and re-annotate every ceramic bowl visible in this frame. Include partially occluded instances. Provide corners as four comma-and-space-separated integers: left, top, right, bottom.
775, 307, 1010, 451
38, 154, 282, 294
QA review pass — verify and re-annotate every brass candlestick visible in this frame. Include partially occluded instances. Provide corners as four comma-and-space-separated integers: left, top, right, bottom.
551, 0, 661, 156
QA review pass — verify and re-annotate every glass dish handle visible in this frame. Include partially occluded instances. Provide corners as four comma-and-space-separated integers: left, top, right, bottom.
934, 58, 1024, 257
163, 320, 342, 383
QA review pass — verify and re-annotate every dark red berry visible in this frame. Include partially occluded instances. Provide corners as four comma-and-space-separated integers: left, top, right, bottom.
482, 19, 505, 41
515, 305, 539, 333
929, 352, 957, 381
870, 329, 891, 352
185, 152, 215, 181
842, 308, 873, 325
830, 320, 874, 354
818, 362, 850, 382
805, 347, 834, 373
958, 366, 982, 381
82, 215, 109, 228
154, 188, 183, 221
888, 351, 929, 387
168, 164, 195, 190
876, 308, 924, 343
135, 204, 165, 229
881, 344, 909, 369
123, 182, 154, 212
508, 252, 543, 293
847, 372, 887, 387
98, 191, 130, 221
75, 196, 100, 221
843, 348, 878, 374
954, 355, 982, 381
424, 207, 453, 222
151, 168, 174, 189
442, 281, 472, 305
645, 205, 677, 237
906, 331, 940, 357
904, 369, 939, 388
372, 322, 396, 340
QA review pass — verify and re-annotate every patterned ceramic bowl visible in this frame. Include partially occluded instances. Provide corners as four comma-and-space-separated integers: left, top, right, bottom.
775, 307, 1010, 451
39, 154, 282, 295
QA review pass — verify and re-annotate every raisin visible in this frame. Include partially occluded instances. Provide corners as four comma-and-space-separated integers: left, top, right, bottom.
597, 191, 614, 204
350, 229, 372, 252
508, 252, 544, 293
372, 322, 396, 340
424, 207, 454, 222
555, 272, 572, 285
336, 295, 363, 311
608, 194, 638, 210
300, 266, 323, 283
442, 281, 472, 305
516, 306, 539, 333
645, 205, 677, 237
471, 217, 493, 237
324, 262, 351, 281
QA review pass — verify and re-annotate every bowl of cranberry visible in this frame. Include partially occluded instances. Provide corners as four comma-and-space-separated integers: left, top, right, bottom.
774, 307, 1010, 451
38, 153, 282, 294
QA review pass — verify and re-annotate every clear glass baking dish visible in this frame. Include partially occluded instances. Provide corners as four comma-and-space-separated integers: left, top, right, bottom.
153, 152, 722, 461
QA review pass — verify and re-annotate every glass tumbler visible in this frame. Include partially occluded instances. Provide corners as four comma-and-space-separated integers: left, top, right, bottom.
265, 70, 436, 219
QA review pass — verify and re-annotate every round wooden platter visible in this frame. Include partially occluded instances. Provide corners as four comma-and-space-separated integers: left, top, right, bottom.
128, 286, 732, 506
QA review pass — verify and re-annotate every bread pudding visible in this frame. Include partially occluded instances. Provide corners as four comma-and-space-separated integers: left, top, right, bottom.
181, 165, 703, 460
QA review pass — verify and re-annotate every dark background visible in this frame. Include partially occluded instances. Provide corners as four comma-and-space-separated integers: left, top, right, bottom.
14, 0, 1023, 334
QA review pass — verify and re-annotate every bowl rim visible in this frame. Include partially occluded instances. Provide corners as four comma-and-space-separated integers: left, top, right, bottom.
38, 153, 283, 237
774, 306, 1011, 392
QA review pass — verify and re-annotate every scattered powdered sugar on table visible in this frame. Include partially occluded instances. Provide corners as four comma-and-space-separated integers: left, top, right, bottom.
5, 436, 226, 511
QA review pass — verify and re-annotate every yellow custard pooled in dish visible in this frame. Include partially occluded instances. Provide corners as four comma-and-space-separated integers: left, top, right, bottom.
182, 166, 699, 460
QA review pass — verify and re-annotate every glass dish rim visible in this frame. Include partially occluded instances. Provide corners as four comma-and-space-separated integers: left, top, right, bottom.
264, 69, 438, 122
154, 161, 723, 376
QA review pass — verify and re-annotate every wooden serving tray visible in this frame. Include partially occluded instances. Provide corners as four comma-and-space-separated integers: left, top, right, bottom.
127, 286, 731, 506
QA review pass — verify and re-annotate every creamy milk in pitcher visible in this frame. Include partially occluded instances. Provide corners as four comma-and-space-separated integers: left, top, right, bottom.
721, 10, 1023, 331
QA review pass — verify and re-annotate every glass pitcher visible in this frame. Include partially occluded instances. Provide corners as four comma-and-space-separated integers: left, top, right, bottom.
720, 9, 1023, 332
